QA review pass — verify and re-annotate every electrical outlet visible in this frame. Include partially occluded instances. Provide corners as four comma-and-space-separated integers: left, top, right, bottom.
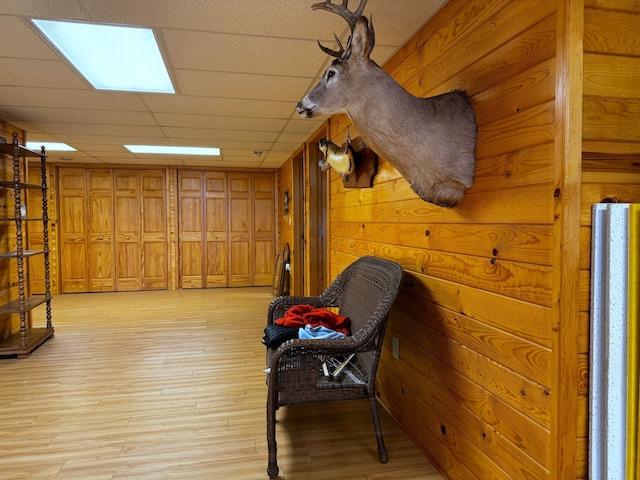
392, 337, 400, 359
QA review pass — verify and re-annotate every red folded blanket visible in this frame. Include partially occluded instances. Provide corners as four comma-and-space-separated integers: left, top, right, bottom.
275, 304, 350, 335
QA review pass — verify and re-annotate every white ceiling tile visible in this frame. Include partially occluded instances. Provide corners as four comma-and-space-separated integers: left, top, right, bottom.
0, 16, 58, 60
277, 132, 315, 144
0, 86, 149, 111
212, 140, 274, 151
154, 113, 286, 132
0, 58, 88, 89
0, 1, 446, 168
4, 106, 157, 125
160, 126, 278, 143
0, 1, 89, 18
53, 134, 169, 146
270, 142, 308, 152
163, 29, 327, 76
141, 95, 295, 118
77, 0, 335, 39
29, 122, 165, 138
284, 118, 326, 134
174, 69, 312, 101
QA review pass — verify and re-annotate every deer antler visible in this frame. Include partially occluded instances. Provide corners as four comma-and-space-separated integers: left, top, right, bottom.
318, 33, 345, 57
312, 0, 367, 60
311, 0, 368, 31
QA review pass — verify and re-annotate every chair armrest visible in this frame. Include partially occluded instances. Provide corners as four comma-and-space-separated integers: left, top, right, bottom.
268, 331, 376, 373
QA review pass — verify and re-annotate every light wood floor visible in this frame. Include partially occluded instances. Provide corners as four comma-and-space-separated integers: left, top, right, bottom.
1, 288, 443, 479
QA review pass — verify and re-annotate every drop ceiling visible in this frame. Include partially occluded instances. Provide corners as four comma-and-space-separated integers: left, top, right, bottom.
0, 0, 446, 168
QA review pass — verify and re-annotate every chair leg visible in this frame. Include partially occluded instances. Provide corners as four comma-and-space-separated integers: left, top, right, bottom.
369, 396, 388, 463
267, 386, 279, 477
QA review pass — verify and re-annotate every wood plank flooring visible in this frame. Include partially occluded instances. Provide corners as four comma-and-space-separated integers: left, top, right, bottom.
0, 289, 443, 479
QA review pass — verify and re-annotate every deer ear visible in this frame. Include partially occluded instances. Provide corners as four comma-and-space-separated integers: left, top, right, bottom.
350, 16, 375, 60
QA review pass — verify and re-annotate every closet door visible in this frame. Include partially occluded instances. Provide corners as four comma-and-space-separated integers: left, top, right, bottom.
205, 172, 228, 287
228, 173, 252, 287
176, 170, 275, 289
60, 167, 167, 293
178, 171, 204, 288
59, 168, 88, 293
87, 169, 115, 292
141, 170, 167, 289
253, 174, 276, 286
114, 170, 142, 291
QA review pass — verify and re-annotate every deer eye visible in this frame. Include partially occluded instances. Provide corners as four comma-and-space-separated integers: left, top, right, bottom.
326, 70, 336, 80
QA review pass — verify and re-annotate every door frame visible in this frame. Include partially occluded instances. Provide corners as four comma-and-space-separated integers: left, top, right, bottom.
305, 125, 329, 296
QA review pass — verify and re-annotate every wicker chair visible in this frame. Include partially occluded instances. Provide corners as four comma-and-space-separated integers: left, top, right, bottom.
265, 255, 404, 478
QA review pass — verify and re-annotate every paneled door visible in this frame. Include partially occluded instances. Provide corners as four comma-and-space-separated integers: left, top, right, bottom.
114, 169, 168, 291
204, 172, 228, 287
59, 168, 89, 293
252, 174, 276, 286
59, 167, 167, 293
178, 171, 206, 288
140, 170, 168, 290
59, 168, 115, 293
87, 169, 115, 292
228, 173, 251, 287
178, 171, 228, 288
178, 171, 275, 288
114, 170, 142, 290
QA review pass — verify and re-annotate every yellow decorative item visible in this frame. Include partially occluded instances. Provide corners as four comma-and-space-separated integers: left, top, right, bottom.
630, 205, 640, 479
318, 138, 355, 179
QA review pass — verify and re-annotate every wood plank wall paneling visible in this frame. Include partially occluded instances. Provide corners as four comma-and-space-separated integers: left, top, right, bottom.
579, 0, 640, 476
321, 0, 571, 478
0, 122, 25, 341
277, 156, 294, 292
26, 162, 57, 295
328, 3, 558, 475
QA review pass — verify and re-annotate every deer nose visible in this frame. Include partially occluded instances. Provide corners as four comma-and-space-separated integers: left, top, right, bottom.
296, 101, 313, 118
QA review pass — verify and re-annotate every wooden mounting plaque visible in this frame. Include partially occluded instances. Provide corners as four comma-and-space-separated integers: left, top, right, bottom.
341, 136, 378, 188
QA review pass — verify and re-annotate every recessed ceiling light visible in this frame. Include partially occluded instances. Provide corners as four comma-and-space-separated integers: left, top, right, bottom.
31, 19, 174, 94
125, 145, 221, 156
26, 142, 76, 151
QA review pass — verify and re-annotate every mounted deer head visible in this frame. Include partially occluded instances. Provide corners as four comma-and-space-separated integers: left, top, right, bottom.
297, 0, 477, 207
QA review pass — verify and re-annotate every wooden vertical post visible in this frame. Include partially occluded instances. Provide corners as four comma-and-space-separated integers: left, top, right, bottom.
551, 0, 583, 478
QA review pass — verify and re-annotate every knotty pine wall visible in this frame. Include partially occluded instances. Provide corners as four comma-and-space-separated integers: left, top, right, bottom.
578, 0, 640, 472
331, 0, 563, 477
277, 149, 296, 292
0, 122, 25, 340
279, 0, 640, 478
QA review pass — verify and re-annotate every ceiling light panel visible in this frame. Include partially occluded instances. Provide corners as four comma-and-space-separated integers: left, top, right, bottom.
125, 145, 220, 156
31, 19, 174, 94
26, 142, 76, 151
